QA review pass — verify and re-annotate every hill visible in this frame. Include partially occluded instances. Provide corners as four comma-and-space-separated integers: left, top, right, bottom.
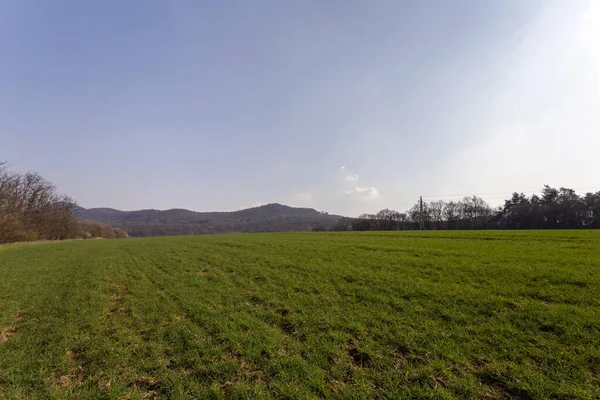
74, 203, 343, 236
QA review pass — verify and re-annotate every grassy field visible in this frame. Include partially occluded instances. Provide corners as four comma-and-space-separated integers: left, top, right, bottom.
1, 231, 599, 399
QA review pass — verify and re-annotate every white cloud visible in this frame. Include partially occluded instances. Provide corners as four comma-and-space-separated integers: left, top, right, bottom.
339, 166, 346, 170
295, 192, 312, 201
345, 173, 360, 181
344, 187, 380, 200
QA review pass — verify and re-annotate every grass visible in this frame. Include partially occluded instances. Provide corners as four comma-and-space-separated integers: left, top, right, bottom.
0, 230, 599, 399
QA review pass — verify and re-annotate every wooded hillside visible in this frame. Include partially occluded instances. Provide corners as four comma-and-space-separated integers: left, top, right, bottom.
75, 203, 343, 236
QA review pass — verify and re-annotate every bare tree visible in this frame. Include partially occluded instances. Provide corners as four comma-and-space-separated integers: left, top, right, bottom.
408, 203, 421, 229
443, 201, 459, 229
429, 201, 445, 230
0, 162, 80, 242
376, 209, 402, 230
397, 213, 407, 230
468, 196, 492, 228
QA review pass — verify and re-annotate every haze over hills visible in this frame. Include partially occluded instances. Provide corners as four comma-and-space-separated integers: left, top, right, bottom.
74, 203, 343, 237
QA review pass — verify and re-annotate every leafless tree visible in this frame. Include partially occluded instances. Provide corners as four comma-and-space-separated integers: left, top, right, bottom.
442, 201, 460, 229
430, 201, 445, 230
0, 161, 83, 242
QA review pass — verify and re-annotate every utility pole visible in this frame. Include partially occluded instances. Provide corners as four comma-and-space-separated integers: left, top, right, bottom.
419, 196, 424, 230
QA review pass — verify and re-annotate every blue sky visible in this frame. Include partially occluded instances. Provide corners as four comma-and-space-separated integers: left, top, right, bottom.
1, 0, 598, 216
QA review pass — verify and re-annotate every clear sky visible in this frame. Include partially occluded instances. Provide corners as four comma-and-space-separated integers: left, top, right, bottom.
1, 0, 598, 216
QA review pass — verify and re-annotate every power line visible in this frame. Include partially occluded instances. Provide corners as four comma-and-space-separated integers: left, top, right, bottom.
425, 195, 515, 201
387, 198, 420, 210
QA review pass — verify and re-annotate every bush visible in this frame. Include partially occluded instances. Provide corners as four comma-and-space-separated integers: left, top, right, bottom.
77, 221, 128, 239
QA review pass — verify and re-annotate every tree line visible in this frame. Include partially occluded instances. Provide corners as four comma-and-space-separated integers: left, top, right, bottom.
0, 162, 126, 243
333, 186, 600, 231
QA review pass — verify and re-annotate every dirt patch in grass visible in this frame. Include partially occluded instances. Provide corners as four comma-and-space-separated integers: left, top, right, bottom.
0, 310, 24, 342
393, 343, 413, 369
108, 284, 128, 301
97, 378, 112, 390
0, 326, 16, 342
479, 372, 535, 400
238, 360, 267, 383
56, 367, 84, 388
140, 330, 151, 342
133, 376, 159, 391
220, 348, 240, 362
127, 376, 161, 399
277, 347, 288, 357
347, 339, 372, 367
427, 373, 449, 389
49, 350, 85, 389
48, 351, 84, 390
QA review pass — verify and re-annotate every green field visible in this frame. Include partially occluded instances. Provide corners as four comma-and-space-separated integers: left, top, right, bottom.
1, 231, 599, 399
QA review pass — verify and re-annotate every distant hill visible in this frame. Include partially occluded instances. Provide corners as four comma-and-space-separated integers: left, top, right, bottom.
74, 203, 343, 237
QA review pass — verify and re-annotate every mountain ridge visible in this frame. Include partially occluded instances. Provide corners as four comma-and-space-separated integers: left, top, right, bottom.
74, 203, 344, 237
